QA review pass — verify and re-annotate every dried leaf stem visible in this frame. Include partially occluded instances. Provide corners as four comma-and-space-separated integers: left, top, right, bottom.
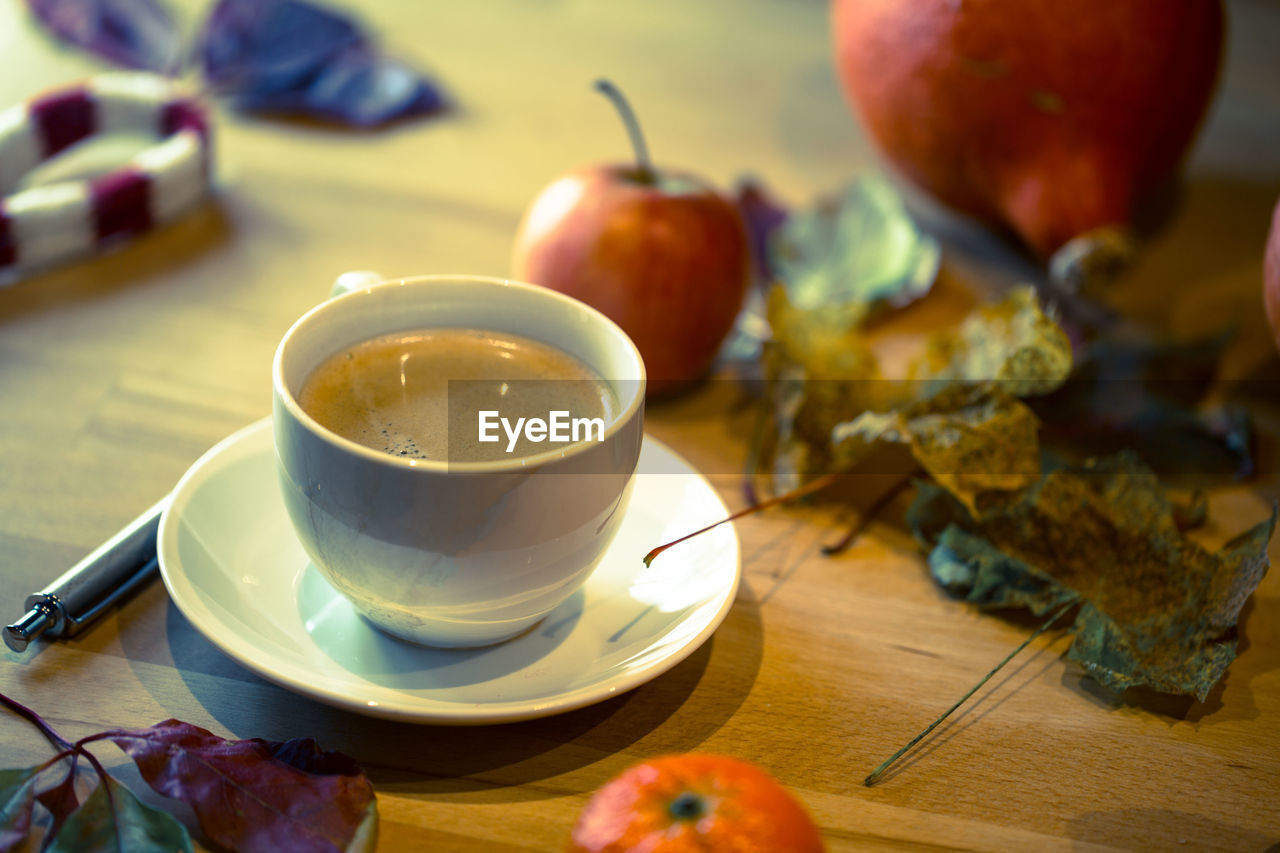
0, 689, 73, 751
821, 471, 917, 556
864, 599, 1076, 786
643, 472, 840, 567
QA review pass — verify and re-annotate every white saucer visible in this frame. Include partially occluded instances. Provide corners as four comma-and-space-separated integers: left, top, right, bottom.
157, 418, 741, 724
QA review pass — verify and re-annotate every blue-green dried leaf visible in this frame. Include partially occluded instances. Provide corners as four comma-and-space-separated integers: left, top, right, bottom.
0, 765, 41, 849
45, 774, 193, 853
771, 175, 939, 319
918, 502, 1080, 616
909, 454, 1276, 701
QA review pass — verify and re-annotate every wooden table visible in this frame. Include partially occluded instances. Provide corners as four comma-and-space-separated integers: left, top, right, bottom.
3, 1, 1279, 850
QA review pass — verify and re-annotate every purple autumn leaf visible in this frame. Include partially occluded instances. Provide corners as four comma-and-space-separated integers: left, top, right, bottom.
105, 719, 377, 853
35, 755, 82, 842
25, 0, 180, 73
255, 47, 445, 127
268, 737, 364, 777
199, 0, 444, 127
200, 0, 362, 95
735, 177, 790, 286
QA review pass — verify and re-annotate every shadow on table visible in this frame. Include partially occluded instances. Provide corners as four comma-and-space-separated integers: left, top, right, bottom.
0, 201, 231, 323
160, 578, 765, 801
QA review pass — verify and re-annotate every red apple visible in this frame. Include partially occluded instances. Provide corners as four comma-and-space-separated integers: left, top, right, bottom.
512, 81, 749, 396
1265, 196, 1280, 352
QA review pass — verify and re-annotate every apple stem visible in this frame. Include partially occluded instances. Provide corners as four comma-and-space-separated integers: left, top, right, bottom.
594, 78, 655, 183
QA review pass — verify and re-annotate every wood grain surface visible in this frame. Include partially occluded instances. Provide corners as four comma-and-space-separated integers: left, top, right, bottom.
2, 1, 1279, 850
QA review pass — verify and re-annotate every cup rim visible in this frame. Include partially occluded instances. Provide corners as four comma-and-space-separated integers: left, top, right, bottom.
272, 274, 646, 475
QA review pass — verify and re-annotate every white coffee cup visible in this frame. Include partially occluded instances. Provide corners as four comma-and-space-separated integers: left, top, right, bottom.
272, 274, 646, 647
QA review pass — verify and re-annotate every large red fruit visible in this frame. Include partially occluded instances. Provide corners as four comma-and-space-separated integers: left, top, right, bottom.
568, 753, 825, 853
831, 0, 1224, 286
1263, 196, 1280, 351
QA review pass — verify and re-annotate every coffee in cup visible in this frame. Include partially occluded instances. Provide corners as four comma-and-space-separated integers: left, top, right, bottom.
297, 328, 619, 463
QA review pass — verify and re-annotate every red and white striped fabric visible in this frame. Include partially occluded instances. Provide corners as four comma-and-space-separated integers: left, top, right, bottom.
0, 72, 212, 284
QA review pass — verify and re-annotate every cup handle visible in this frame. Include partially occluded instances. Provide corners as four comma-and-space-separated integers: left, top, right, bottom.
330, 270, 385, 299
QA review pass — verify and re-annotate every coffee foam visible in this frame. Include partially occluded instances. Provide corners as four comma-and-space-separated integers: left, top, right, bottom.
299, 328, 615, 463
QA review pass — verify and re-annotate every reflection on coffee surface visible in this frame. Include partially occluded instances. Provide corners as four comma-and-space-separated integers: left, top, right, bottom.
298, 328, 617, 462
